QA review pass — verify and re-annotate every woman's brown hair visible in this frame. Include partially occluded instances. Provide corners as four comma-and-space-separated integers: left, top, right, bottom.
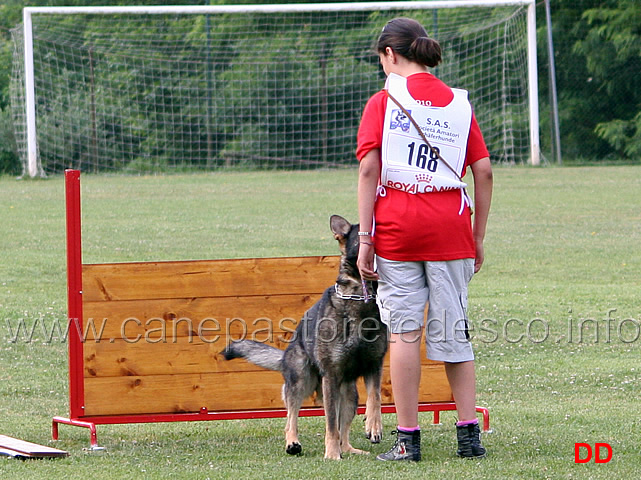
377, 17, 442, 68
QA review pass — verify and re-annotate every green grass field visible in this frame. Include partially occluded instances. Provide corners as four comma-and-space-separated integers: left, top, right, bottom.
1, 166, 640, 479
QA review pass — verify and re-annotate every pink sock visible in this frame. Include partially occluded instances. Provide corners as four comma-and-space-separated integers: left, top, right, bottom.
456, 418, 479, 427
397, 425, 420, 433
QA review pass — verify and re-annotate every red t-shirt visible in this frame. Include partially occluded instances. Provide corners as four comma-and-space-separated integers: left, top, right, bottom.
356, 73, 489, 262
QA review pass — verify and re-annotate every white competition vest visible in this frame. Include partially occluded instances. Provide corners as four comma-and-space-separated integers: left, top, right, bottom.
381, 73, 472, 198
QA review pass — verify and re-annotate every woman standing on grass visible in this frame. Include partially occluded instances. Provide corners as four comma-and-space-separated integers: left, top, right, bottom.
356, 17, 493, 462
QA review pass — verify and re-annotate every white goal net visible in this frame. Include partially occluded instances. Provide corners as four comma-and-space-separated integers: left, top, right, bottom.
10, 1, 537, 176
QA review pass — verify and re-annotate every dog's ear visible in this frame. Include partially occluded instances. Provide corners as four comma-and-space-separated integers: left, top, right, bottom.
330, 215, 351, 240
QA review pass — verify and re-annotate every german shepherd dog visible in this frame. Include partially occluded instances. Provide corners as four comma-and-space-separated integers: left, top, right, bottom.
223, 215, 388, 460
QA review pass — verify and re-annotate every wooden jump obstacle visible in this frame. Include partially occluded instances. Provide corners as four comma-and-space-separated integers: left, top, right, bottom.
53, 169, 489, 448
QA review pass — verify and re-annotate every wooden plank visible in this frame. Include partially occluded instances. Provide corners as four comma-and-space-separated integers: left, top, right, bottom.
82, 256, 340, 302
80, 294, 319, 341
0, 447, 27, 458
84, 371, 298, 415
84, 337, 446, 378
83, 366, 452, 416
84, 337, 291, 377
0, 435, 68, 458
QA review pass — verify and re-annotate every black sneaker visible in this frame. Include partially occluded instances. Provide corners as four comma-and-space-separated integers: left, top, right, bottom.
456, 422, 486, 458
376, 429, 421, 462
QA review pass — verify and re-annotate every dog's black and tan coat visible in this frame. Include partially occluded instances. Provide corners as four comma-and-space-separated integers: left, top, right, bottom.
223, 215, 388, 460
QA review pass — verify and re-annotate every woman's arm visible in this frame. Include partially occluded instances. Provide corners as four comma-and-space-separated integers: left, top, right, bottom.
470, 157, 493, 273
357, 148, 381, 281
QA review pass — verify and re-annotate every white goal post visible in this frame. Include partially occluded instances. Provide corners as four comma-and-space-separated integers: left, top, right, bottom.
18, 0, 539, 176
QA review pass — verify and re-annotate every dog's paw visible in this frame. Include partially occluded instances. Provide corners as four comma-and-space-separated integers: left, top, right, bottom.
323, 451, 342, 461
286, 442, 302, 456
365, 430, 382, 444
365, 418, 383, 444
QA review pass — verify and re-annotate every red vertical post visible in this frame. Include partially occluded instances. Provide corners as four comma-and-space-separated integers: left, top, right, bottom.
65, 169, 85, 419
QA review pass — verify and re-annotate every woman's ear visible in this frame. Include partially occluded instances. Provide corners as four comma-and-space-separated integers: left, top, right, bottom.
385, 47, 396, 63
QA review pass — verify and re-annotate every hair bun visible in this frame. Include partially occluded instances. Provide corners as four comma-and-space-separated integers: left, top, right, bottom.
410, 36, 442, 68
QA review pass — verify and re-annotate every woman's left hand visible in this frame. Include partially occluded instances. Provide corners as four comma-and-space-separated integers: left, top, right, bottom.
474, 239, 484, 273
357, 243, 379, 281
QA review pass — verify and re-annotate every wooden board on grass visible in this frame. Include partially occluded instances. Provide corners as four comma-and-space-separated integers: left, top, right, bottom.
0, 435, 68, 458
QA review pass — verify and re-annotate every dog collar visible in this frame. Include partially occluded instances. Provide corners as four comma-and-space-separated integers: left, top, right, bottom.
334, 282, 375, 303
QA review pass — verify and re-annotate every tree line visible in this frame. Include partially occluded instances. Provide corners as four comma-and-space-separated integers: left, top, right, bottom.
1, 0, 639, 174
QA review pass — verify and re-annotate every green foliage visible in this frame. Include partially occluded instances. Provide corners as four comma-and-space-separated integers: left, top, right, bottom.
11, 8, 388, 173
595, 112, 641, 158
215, 14, 377, 168
0, 2, 23, 173
6, 4, 535, 173
0, 106, 19, 174
575, 1, 641, 159
542, 0, 641, 161
3, 1, 641, 171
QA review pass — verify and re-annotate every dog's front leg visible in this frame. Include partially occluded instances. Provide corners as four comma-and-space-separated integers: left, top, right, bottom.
321, 376, 342, 460
364, 370, 383, 444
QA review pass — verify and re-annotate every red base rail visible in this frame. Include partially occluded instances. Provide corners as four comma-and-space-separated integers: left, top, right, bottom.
53, 403, 490, 449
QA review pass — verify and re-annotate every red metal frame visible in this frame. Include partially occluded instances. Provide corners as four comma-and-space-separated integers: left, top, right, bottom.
64, 169, 85, 422
54, 169, 490, 449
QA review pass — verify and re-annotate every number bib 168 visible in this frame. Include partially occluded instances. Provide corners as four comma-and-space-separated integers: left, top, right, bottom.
381, 73, 471, 195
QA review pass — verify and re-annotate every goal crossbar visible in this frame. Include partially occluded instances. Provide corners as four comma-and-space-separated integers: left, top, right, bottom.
21, 0, 539, 176
24, 1, 535, 15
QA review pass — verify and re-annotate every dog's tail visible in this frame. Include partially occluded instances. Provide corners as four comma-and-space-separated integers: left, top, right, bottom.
222, 340, 283, 371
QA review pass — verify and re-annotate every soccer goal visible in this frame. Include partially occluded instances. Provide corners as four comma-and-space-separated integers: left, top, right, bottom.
11, 1, 539, 177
